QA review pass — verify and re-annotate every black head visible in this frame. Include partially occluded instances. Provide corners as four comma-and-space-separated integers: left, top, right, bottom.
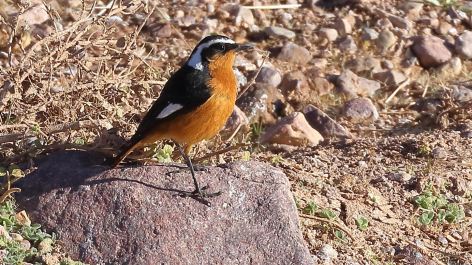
187, 35, 252, 71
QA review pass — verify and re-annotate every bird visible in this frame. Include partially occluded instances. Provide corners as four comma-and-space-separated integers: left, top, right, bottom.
111, 35, 253, 203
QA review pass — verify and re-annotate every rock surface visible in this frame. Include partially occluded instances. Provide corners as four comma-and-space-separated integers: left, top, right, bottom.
411, 35, 452, 68
15, 151, 312, 265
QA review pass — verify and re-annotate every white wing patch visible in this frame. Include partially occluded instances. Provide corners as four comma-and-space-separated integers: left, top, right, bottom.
157, 103, 183, 119
187, 38, 236, 71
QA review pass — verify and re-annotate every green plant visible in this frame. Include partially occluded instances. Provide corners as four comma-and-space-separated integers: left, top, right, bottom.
424, 0, 458, 8
251, 121, 263, 141
302, 202, 318, 216
356, 215, 368, 230
318, 209, 337, 220
413, 191, 465, 225
153, 144, 174, 162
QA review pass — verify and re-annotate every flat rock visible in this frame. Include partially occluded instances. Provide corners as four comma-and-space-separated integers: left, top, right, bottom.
14, 151, 312, 265
334, 35, 358, 52
252, 66, 282, 88
264, 26, 296, 39
277, 42, 312, 65
342, 98, 379, 124
302, 104, 353, 139
373, 70, 407, 87
363, 28, 379, 40
411, 35, 452, 68
261, 112, 324, 147
319, 28, 338, 42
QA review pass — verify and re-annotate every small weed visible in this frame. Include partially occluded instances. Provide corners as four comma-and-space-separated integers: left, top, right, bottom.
251, 121, 263, 142
302, 202, 318, 216
241, 151, 251, 161
413, 191, 465, 225
318, 209, 338, 220
418, 144, 431, 157
153, 144, 174, 163
294, 197, 300, 208
424, 0, 458, 8
271, 155, 284, 163
356, 215, 368, 231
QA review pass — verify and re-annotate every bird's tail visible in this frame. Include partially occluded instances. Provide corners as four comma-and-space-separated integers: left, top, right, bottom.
110, 139, 142, 168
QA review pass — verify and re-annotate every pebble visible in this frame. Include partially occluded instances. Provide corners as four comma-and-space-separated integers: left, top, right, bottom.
264, 26, 296, 39
279, 70, 310, 108
303, 104, 353, 139
438, 235, 448, 245
363, 28, 379, 41
317, 244, 338, 262
319, 28, 338, 42
456, 31, 472, 59
332, 18, 351, 36
436, 22, 452, 36
335, 35, 358, 52
342, 98, 379, 124
373, 70, 407, 87
411, 35, 452, 68
253, 67, 282, 88
381, 60, 394, 69
277, 42, 312, 65
337, 70, 381, 98
233, 6, 254, 26
377, 30, 396, 52
451, 85, 472, 103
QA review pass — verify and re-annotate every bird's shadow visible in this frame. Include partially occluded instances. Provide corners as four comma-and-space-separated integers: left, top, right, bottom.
15, 150, 212, 208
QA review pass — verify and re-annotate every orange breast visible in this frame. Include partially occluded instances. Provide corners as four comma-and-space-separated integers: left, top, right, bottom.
156, 52, 238, 146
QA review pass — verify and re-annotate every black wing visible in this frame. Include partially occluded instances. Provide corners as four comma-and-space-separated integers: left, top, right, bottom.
131, 65, 211, 140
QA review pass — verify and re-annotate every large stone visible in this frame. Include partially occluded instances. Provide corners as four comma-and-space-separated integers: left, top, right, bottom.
15, 151, 312, 265
277, 42, 312, 65
252, 67, 282, 88
456, 31, 472, 59
261, 112, 324, 146
411, 35, 452, 68
319, 28, 338, 42
302, 104, 353, 139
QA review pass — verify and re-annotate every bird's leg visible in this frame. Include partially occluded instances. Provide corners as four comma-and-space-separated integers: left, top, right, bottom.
173, 141, 222, 203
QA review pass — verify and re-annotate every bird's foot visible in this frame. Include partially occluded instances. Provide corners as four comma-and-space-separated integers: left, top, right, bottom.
178, 186, 223, 206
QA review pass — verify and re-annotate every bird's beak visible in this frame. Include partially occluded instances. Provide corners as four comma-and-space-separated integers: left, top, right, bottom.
235, 44, 254, 51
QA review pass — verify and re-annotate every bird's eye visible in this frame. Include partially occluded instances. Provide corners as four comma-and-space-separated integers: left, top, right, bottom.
217, 44, 225, 51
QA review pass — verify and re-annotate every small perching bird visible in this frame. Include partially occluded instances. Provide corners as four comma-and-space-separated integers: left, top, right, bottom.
111, 35, 253, 203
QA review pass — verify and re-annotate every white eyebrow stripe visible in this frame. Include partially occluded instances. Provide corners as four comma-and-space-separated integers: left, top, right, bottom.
157, 103, 184, 119
187, 38, 236, 71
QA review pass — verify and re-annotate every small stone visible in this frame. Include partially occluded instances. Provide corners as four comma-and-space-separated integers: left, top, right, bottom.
15, 211, 31, 226
456, 31, 472, 59
261, 112, 324, 147
382, 60, 394, 69
253, 67, 282, 88
10, 233, 23, 241
363, 28, 379, 41
313, 77, 333, 96
302, 105, 353, 139
345, 57, 381, 73
342, 98, 379, 124
337, 70, 381, 98
277, 42, 312, 65
233, 6, 254, 26
312, 58, 328, 68
264, 26, 296, 39
20, 239, 31, 250
437, 57, 462, 76
388, 172, 412, 182
420, 18, 439, 27
451, 177, 470, 196
317, 244, 338, 262
411, 35, 452, 68
319, 28, 338, 42
376, 17, 393, 29
373, 70, 407, 87
397, 2, 424, 21
0, 226, 11, 241
332, 18, 352, 36
452, 232, 463, 240
438, 235, 448, 245
335, 35, 358, 52
451, 85, 472, 103
432, 147, 447, 159
279, 71, 310, 108
377, 30, 396, 52
436, 22, 452, 36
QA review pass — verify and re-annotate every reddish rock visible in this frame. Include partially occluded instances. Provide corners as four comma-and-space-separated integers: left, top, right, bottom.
220, 105, 249, 136
342, 98, 379, 124
302, 104, 353, 139
261, 112, 324, 147
15, 151, 312, 265
149, 23, 172, 38
277, 42, 312, 65
253, 67, 282, 88
373, 70, 407, 87
313, 77, 333, 96
280, 71, 311, 108
411, 35, 452, 68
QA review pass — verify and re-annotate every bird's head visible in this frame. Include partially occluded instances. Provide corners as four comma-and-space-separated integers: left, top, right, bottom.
187, 35, 253, 71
